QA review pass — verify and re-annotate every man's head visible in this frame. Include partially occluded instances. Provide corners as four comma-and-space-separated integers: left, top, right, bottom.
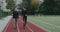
23, 7, 26, 10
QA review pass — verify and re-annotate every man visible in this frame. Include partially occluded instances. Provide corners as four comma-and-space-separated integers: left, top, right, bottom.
13, 9, 19, 29
22, 7, 27, 29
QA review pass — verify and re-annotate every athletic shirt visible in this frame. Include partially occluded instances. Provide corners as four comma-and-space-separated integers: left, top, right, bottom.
22, 9, 27, 16
13, 11, 19, 18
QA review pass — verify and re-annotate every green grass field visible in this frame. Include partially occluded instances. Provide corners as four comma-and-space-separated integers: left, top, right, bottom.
27, 15, 60, 32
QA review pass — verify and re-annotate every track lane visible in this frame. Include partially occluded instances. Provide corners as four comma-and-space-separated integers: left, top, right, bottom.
3, 18, 18, 32
18, 18, 32, 32
27, 22, 47, 32
3, 16, 47, 32
20, 17, 47, 32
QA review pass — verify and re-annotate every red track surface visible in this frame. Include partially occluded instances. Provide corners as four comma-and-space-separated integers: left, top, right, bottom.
3, 17, 47, 32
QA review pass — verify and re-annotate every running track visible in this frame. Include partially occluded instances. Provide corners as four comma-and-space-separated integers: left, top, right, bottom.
3, 17, 47, 32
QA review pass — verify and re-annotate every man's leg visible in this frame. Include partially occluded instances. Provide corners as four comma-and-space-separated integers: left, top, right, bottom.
25, 16, 27, 27
23, 16, 25, 29
14, 18, 17, 29
23, 16, 27, 29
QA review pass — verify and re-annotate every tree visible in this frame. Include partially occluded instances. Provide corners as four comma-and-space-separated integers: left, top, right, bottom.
39, 0, 58, 15
20, 0, 41, 15
6, 0, 15, 11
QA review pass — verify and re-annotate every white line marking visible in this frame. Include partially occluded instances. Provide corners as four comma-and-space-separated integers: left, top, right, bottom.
29, 17, 60, 28
28, 17, 60, 31
40, 21, 60, 28
30, 17, 60, 28
27, 25, 34, 32
3, 20, 11, 32
17, 22, 20, 32
27, 20, 48, 32
20, 19, 34, 32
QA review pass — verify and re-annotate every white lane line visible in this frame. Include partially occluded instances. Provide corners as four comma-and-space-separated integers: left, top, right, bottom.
40, 21, 60, 28
3, 20, 11, 32
20, 19, 34, 32
29, 17, 60, 28
37, 17, 60, 28
27, 20, 48, 32
17, 22, 20, 32
27, 25, 34, 32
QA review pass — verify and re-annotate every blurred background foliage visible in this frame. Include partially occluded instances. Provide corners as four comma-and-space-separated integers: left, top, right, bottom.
0, 0, 60, 19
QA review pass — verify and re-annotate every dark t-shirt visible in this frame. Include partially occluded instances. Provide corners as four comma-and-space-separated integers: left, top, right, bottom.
22, 9, 27, 17
13, 11, 19, 18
